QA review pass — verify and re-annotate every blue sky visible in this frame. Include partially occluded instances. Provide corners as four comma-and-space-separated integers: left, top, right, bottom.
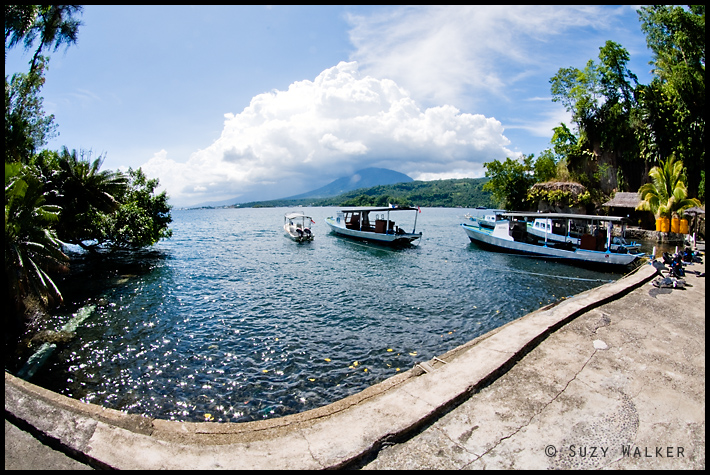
5, 5, 655, 207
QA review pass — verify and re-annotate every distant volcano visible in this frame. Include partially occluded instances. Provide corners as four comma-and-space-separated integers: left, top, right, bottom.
284, 167, 413, 200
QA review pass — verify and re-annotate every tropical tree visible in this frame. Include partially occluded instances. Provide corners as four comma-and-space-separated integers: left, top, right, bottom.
483, 155, 536, 210
4, 4, 83, 72
549, 40, 643, 193
5, 57, 58, 163
636, 156, 701, 220
46, 147, 129, 249
637, 5, 705, 199
103, 167, 173, 250
5, 162, 68, 320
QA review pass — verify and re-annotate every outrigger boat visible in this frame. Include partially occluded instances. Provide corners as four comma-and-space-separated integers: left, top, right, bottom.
461, 211, 645, 268
284, 212, 314, 242
325, 206, 422, 245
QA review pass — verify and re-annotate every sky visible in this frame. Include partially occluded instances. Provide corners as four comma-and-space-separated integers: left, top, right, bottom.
5, 5, 656, 208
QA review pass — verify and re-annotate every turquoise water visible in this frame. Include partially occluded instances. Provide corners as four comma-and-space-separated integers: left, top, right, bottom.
21, 207, 633, 423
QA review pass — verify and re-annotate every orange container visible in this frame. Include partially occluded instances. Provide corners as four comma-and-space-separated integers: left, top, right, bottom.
659, 217, 670, 232
671, 216, 680, 233
679, 218, 689, 234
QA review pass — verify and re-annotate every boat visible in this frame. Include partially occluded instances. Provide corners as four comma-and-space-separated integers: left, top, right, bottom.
325, 206, 422, 245
461, 211, 645, 268
464, 208, 506, 229
284, 212, 314, 242
610, 236, 642, 253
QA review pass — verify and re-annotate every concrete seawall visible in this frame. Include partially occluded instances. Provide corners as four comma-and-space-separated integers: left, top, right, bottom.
6, 256, 705, 469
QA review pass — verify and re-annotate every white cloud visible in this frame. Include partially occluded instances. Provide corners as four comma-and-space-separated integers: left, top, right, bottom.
141, 6, 638, 207
144, 61, 514, 207
346, 5, 613, 109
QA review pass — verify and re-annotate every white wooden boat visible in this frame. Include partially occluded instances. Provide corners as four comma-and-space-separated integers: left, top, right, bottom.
461, 212, 645, 268
325, 206, 422, 245
284, 212, 314, 242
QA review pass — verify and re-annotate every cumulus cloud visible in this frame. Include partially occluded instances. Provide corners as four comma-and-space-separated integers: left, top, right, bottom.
144, 61, 515, 207
139, 5, 635, 207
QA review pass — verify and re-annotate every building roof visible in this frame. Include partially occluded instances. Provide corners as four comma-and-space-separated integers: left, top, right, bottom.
602, 192, 641, 208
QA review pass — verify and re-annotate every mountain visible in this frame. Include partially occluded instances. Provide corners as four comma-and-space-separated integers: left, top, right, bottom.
187, 168, 413, 208
284, 167, 413, 200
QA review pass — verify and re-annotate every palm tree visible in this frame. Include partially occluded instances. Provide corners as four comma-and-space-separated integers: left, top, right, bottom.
53, 148, 128, 248
636, 155, 701, 220
5, 163, 68, 318
4, 5, 83, 72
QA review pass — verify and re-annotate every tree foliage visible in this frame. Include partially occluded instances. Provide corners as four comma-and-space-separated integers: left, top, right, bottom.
637, 5, 705, 199
5, 162, 68, 316
5, 5, 83, 71
5, 5, 172, 327
482, 156, 536, 210
5, 58, 57, 163
549, 40, 642, 194
103, 168, 173, 249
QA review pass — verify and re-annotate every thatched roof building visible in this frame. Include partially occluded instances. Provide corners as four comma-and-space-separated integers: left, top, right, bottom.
603, 192, 654, 228
602, 192, 641, 209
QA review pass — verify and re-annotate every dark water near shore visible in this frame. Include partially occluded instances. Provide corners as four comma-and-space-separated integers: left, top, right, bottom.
12, 207, 655, 423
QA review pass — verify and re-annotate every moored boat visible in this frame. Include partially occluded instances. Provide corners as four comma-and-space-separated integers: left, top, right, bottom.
461, 212, 645, 268
284, 212, 314, 242
325, 206, 422, 245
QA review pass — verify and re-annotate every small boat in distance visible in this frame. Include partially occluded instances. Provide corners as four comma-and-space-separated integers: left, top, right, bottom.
284, 212, 314, 242
461, 211, 645, 269
325, 206, 422, 246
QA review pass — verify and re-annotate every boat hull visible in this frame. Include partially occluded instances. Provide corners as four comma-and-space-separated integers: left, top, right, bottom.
284, 227, 313, 242
461, 223, 642, 268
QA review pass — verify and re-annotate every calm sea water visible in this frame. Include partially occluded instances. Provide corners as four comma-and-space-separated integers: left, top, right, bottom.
18, 207, 645, 423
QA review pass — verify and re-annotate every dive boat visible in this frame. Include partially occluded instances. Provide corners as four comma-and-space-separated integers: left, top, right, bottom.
325, 206, 422, 245
461, 212, 645, 268
284, 212, 314, 242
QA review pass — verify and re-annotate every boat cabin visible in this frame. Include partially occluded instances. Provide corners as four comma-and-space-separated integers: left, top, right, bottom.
340, 207, 416, 235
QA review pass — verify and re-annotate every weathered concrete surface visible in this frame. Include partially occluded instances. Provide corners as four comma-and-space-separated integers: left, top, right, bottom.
363, 258, 705, 470
6, 252, 705, 470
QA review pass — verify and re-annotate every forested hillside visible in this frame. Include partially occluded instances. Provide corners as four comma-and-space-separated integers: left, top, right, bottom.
234, 177, 494, 209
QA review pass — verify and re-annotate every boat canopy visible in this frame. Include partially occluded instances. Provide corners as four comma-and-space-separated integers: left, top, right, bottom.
339, 206, 419, 213
501, 212, 631, 223
285, 212, 312, 220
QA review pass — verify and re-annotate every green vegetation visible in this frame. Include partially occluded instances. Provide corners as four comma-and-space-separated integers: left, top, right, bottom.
5, 5, 172, 333
236, 177, 495, 209
484, 6, 704, 212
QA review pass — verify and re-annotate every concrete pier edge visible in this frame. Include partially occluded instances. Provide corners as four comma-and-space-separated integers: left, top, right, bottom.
6, 263, 661, 470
